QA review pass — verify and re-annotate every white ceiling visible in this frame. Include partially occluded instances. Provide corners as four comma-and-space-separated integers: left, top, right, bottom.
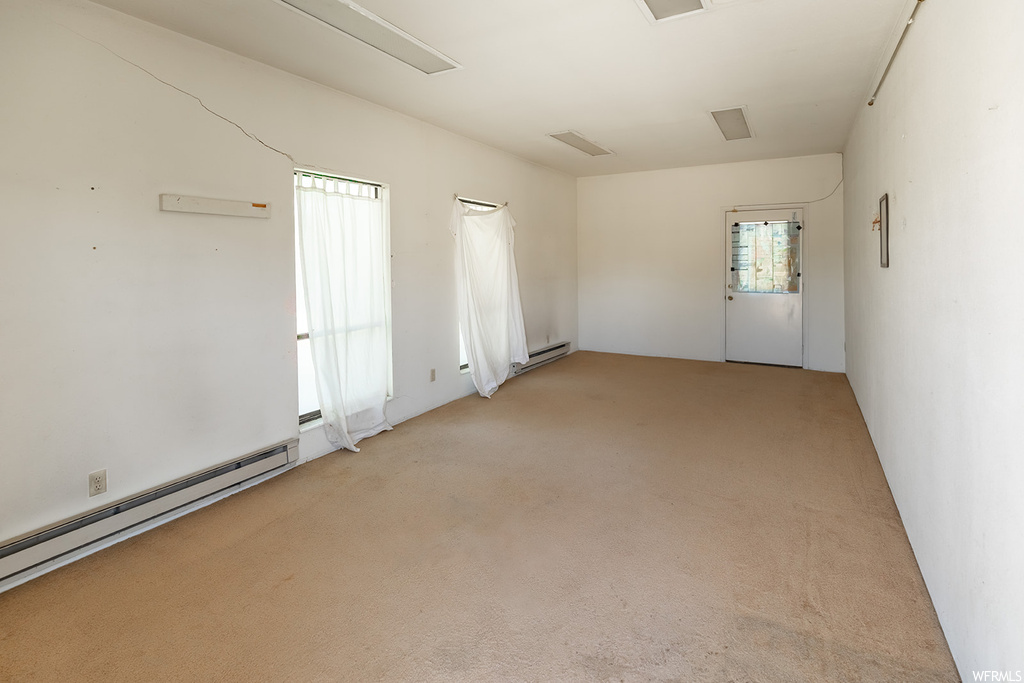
90, 0, 906, 177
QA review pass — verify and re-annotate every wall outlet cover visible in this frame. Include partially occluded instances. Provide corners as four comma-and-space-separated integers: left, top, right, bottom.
88, 470, 107, 497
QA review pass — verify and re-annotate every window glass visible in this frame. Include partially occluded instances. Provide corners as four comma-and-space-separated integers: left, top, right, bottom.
731, 221, 800, 293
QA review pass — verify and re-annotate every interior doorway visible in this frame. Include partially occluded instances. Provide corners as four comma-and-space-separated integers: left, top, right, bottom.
725, 208, 803, 367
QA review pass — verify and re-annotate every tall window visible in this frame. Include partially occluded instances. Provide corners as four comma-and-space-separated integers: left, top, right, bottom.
454, 197, 498, 373
295, 171, 392, 450
450, 197, 528, 398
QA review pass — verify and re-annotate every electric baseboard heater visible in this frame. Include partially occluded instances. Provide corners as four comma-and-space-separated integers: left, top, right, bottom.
0, 439, 299, 588
510, 342, 571, 376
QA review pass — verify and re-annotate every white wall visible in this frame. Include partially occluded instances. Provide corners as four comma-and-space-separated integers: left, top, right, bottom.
578, 154, 845, 372
843, 0, 1024, 675
0, 0, 577, 543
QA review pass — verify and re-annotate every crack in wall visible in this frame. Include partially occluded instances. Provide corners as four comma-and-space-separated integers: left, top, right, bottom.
59, 24, 299, 165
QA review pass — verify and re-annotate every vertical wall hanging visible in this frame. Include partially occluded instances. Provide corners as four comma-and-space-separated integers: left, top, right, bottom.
879, 193, 890, 268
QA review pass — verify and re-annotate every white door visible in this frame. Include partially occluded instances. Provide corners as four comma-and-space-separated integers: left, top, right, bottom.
725, 209, 803, 367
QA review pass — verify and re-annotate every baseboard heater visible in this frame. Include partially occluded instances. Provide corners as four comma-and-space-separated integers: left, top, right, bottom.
0, 439, 298, 587
510, 342, 571, 376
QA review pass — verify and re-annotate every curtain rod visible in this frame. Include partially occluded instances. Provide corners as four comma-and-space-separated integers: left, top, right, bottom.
868, 0, 925, 106
296, 168, 382, 188
455, 194, 506, 208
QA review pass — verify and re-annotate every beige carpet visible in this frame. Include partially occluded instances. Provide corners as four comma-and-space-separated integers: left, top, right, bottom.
0, 352, 959, 681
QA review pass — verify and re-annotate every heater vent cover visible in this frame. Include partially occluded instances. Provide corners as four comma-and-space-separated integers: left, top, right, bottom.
710, 106, 754, 141
276, 0, 460, 75
548, 131, 614, 157
634, 0, 707, 22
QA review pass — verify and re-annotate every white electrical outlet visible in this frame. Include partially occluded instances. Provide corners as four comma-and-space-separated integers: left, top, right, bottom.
88, 469, 107, 497
429, 368, 436, 382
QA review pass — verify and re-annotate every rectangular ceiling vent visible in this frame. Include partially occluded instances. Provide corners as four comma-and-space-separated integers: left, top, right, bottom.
276, 0, 461, 75
548, 131, 614, 157
634, 0, 708, 23
710, 106, 754, 141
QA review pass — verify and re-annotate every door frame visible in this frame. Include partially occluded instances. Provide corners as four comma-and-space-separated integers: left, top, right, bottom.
721, 204, 809, 369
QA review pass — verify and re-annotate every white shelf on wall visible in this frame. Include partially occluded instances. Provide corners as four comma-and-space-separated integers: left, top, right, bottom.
159, 194, 271, 219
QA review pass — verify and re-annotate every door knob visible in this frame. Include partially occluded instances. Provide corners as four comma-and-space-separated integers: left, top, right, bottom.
727, 296, 734, 301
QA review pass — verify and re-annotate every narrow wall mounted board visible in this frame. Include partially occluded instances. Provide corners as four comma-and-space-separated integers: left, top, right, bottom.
159, 194, 271, 219
879, 193, 889, 268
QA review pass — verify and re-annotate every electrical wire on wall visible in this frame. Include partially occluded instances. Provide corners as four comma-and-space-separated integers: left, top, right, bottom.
729, 0, 925, 213
729, 174, 844, 212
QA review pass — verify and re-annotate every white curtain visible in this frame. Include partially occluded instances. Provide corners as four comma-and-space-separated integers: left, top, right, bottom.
450, 199, 529, 398
296, 177, 392, 451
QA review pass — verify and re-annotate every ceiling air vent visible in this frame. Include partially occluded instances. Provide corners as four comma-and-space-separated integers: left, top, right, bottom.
276, 0, 461, 75
710, 106, 753, 141
547, 131, 613, 157
634, 0, 707, 23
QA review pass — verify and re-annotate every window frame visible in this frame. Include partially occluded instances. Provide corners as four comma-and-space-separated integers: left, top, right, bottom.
295, 169, 393, 425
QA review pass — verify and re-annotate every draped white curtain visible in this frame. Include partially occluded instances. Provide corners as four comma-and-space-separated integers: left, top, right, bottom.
450, 199, 529, 398
296, 176, 392, 451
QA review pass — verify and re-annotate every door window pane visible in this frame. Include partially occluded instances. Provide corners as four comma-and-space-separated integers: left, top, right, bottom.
731, 221, 800, 293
